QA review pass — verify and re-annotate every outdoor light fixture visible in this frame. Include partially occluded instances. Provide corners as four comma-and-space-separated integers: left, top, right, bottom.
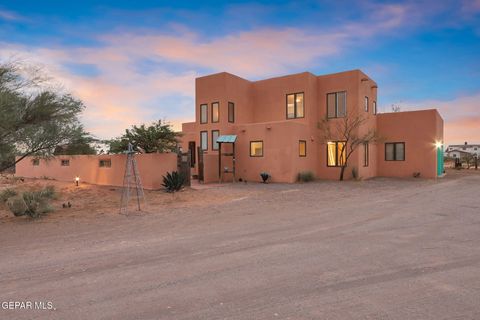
435, 141, 443, 149
75, 176, 80, 187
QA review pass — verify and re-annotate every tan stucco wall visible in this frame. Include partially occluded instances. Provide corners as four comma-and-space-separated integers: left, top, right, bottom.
15, 153, 178, 190
377, 109, 444, 179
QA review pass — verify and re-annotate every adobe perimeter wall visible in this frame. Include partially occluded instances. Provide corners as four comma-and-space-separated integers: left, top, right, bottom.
15, 153, 178, 190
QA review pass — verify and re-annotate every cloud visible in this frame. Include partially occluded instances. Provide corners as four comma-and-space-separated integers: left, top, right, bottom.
397, 93, 480, 145
0, 1, 417, 139
0, 9, 25, 22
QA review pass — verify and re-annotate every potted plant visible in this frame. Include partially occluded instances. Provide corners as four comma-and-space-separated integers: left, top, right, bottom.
260, 172, 270, 183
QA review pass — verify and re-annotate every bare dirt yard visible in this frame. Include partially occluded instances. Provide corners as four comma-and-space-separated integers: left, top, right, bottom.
1, 169, 480, 319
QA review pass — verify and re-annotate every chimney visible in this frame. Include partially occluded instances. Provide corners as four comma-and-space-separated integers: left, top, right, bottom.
465, 141, 468, 145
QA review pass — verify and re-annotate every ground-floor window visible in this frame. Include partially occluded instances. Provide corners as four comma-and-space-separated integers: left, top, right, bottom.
327, 141, 346, 167
212, 130, 220, 150
250, 141, 263, 157
363, 142, 369, 167
385, 142, 405, 161
299, 140, 307, 157
200, 131, 208, 151
99, 159, 112, 168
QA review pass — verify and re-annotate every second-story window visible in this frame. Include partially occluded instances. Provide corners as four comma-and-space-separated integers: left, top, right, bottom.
286, 93, 304, 119
327, 91, 346, 118
212, 102, 219, 123
228, 102, 235, 123
200, 104, 208, 124
365, 96, 369, 112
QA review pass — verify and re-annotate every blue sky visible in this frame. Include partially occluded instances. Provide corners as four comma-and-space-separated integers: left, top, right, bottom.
0, 0, 479, 143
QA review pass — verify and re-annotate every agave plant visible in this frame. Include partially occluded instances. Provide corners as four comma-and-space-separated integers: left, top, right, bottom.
260, 172, 270, 183
162, 171, 186, 193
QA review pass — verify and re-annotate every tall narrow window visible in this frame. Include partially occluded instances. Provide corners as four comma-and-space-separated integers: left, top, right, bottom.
212, 130, 220, 151
327, 141, 346, 167
373, 101, 377, 115
200, 131, 208, 151
200, 104, 208, 124
286, 93, 304, 119
299, 140, 307, 157
228, 102, 235, 123
363, 142, 369, 167
211, 102, 219, 123
327, 91, 347, 118
385, 142, 405, 161
250, 141, 263, 157
365, 96, 369, 112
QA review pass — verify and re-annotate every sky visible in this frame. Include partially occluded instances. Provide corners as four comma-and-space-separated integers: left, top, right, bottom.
0, 0, 479, 145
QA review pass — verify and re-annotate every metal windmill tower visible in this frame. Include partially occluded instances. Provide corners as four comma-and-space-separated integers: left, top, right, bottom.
120, 143, 147, 214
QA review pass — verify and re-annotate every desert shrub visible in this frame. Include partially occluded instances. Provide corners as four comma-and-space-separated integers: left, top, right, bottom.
42, 185, 57, 199
162, 171, 185, 193
6, 186, 56, 218
297, 171, 315, 182
6, 196, 27, 216
0, 188, 17, 203
260, 172, 270, 183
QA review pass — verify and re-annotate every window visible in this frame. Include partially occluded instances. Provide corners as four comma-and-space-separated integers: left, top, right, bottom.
327, 91, 346, 118
99, 159, 111, 168
327, 141, 346, 167
286, 92, 304, 119
200, 131, 208, 151
250, 141, 263, 157
299, 140, 307, 157
373, 101, 377, 115
212, 130, 220, 151
32, 159, 40, 166
363, 142, 369, 167
228, 102, 235, 123
365, 96, 369, 112
211, 102, 219, 123
61, 159, 70, 166
200, 104, 208, 124
385, 142, 405, 161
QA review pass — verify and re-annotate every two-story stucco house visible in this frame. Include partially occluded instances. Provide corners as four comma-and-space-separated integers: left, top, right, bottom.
180, 70, 444, 183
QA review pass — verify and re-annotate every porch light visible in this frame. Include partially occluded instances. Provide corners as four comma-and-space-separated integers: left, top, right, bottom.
435, 141, 443, 149
75, 176, 80, 187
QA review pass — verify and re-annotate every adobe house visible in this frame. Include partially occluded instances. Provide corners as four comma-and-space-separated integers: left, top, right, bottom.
181, 69, 444, 183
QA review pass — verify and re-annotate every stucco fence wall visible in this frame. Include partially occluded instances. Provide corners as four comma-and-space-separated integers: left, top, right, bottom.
15, 153, 178, 190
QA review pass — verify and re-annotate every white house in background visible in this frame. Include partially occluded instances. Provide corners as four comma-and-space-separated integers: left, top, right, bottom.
445, 142, 480, 158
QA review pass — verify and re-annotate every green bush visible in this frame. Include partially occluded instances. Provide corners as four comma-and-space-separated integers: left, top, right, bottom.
162, 171, 185, 193
5, 186, 56, 218
297, 171, 315, 182
6, 196, 27, 216
0, 188, 17, 203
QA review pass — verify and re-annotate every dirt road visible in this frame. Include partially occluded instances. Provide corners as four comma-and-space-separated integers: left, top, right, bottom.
1, 172, 480, 319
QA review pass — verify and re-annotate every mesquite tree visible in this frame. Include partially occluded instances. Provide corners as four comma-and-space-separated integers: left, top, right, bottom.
0, 60, 90, 171
318, 114, 379, 181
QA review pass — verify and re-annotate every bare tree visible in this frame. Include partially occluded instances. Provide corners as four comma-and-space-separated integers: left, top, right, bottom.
391, 104, 401, 112
318, 114, 379, 181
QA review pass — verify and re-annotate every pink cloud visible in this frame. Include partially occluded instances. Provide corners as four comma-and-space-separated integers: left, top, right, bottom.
0, 2, 416, 138
399, 93, 480, 145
